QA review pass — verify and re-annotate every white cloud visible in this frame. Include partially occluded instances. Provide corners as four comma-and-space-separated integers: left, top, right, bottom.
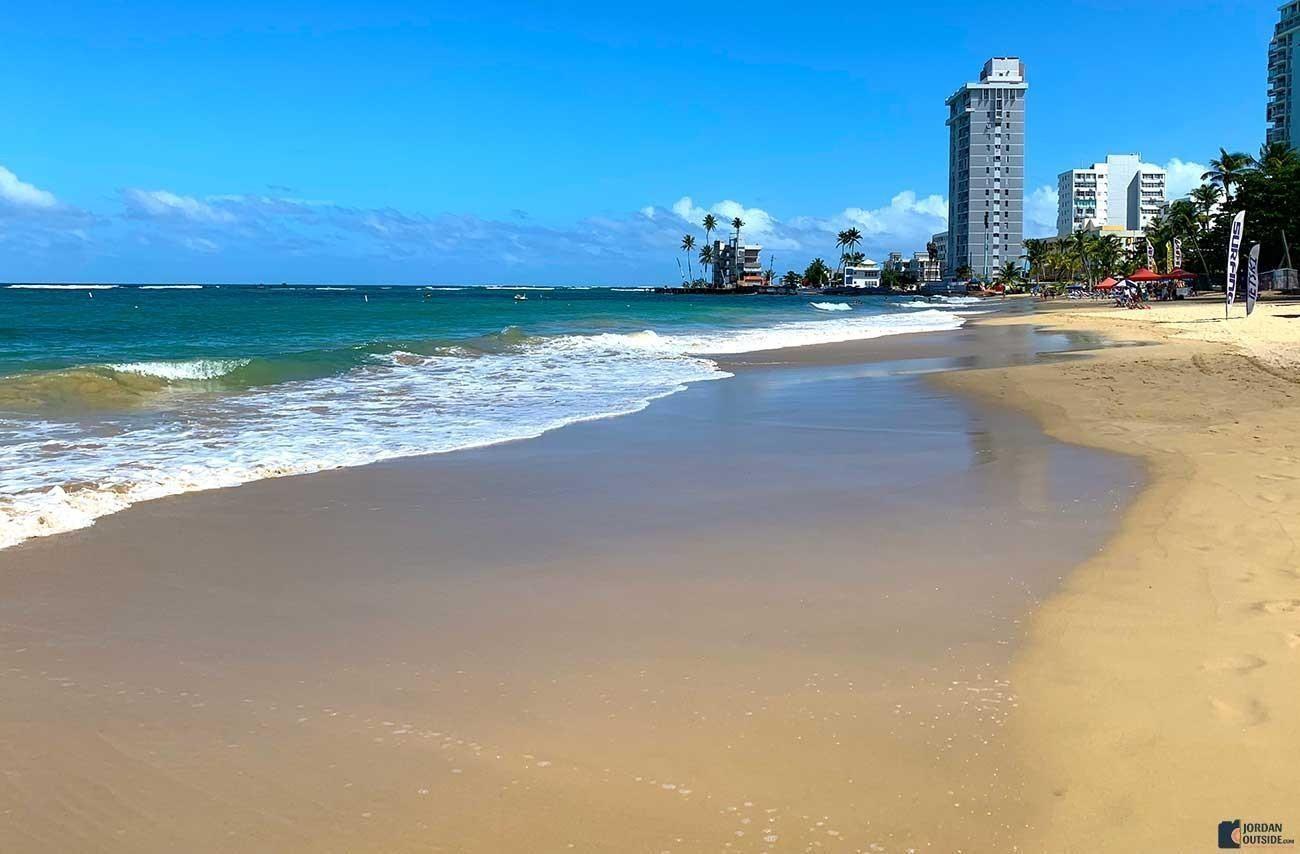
0, 165, 58, 209
123, 189, 236, 223
654, 191, 948, 264
181, 236, 220, 253
1159, 158, 1207, 200
669, 196, 784, 242
1025, 185, 1059, 238
837, 190, 948, 241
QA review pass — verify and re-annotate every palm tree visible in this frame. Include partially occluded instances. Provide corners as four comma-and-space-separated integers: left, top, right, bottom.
698, 244, 713, 285
701, 213, 718, 280
1190, 184, 1221, 225
1201, 148, 1253, 204
996, 260, 1022, 289
731, 216, 744, 244
1044, 246, 1071, 282
1253, 141, 1298, 177
1091, 235, 1122, 279
834, 228, 863, 283
1023, 238, 1048, 283
1070, 229, 1092, 285
804, 257, 831, 288
681, 234, 696, 285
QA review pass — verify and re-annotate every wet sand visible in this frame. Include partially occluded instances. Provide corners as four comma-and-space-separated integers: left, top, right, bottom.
0, 319, 1139, 852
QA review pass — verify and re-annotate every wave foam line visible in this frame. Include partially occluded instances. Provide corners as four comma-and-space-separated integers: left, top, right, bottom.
106, 358, 252, 381
8, 284, 118, 290
0, 307, 964, 551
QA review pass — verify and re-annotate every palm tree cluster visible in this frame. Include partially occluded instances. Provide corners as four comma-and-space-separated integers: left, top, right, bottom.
1146, 142, 1298, 279
1024, 142, 1300, 288
1024, 233, 1129, 285
678, 212, 749, 287
834, 228, 863, 284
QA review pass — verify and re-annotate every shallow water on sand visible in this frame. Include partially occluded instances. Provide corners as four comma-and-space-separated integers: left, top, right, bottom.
0, 321, 1140, 852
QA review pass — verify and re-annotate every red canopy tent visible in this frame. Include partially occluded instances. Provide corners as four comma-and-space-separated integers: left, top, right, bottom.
1164, 268, 1197, 280
1096, 276, 1119, 290
1129, 268, 1165, 282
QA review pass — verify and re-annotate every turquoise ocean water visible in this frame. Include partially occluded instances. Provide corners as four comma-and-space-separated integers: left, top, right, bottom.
0, 284, 980, 549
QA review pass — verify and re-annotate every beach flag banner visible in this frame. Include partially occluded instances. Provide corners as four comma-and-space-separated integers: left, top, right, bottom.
1225, 211, 1246, 318
1165, 241, 1173, 274
1146, 239, 1156, 271
1173, 237, 1183, 269
1247, 243, 1260, 317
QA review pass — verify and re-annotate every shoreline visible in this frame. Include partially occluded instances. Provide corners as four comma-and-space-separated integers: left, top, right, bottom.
937, 299, 1300, 851
7, 298, 1294, 851
0, 313, 1140, 852
0, 299, 971, 553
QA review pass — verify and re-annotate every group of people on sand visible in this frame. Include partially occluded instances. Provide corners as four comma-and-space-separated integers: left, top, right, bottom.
1113, 283, 1150, 309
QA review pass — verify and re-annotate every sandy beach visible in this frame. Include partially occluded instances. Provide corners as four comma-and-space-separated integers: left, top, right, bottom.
940, 296, 1300, 851
0, 316, 1140, 852
1, 296, 1297, 852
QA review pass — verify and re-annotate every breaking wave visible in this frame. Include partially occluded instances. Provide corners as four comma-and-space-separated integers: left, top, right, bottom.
0, 308, 966, 550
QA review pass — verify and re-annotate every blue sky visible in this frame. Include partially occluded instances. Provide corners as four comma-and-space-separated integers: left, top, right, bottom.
0, 0, 1278, 284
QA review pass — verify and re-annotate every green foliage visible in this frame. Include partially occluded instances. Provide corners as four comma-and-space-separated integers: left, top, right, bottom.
1148, 148, 1300, 280
803, 257, 831, 287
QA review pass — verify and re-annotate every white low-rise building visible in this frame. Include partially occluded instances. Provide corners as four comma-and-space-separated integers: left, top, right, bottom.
907, 252, 943, 283
843, 261, 882, 288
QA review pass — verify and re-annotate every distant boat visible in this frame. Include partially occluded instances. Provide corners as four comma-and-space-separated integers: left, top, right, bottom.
514, 294, 527, 301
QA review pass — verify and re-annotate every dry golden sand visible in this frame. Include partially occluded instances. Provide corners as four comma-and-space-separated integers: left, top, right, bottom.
939, 297, 1300, 851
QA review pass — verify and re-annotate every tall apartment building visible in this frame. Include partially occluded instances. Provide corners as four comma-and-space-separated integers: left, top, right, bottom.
946, 57, 1027, 280
1269, 2, 1300, 149
1056, 154, 1166, 237
711, 238, 763, 289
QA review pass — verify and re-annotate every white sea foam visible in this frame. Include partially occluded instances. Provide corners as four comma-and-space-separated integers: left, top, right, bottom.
8, 284, 117, 290
105, 358, 252, 381
138, 285, 204, 290
0, 308, 965, 550
313, 286, 356, 291
810, 302, 852, 312
484, 285, 555, 290
895, 296, 986, 309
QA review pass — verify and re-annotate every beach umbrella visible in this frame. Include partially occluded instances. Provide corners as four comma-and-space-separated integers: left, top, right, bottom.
1096, 276, 1119, 290
1164, 268, 1196, 280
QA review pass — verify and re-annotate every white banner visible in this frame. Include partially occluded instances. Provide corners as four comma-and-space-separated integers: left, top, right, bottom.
1173, 237, 1183, 269
1247, 243, 1260, 317
1146, 239, 1156, 270
1225, 211, 1246, 317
